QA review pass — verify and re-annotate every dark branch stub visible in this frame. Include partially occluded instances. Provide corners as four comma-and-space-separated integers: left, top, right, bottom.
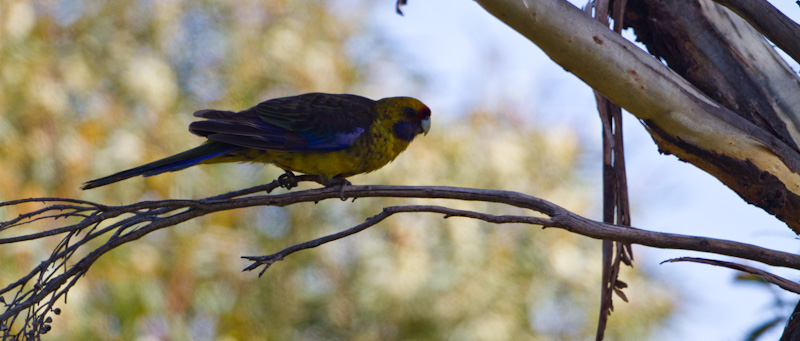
782, 300, 800, 341
396, 0, 408, 15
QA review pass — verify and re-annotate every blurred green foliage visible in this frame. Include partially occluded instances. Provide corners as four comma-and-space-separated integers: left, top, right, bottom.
0, 0, 673, 339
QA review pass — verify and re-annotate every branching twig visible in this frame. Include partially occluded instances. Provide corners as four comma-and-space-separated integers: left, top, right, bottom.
242, 205, 554, 276
3, 181, 800, 338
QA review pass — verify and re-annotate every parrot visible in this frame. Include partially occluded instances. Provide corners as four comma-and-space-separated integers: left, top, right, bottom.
81, 92, 431, 192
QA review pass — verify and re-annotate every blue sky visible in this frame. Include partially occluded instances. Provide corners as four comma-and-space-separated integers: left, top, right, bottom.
368, 0, 800, 339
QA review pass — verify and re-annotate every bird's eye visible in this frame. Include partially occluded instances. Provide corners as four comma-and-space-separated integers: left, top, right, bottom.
404, 107, 416, 117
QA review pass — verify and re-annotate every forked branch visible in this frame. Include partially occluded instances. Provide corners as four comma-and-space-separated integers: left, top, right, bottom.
2, 181, 800, 338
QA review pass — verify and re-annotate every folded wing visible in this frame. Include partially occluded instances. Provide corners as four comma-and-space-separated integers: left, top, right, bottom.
190, 93, 376, 151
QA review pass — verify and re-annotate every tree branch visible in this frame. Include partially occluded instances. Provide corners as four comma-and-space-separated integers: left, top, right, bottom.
4, 182, 800, 337
236, 199, 800, 274
663, 257, 800, 294
474, 0, 800, 232
242, 205, 554, 276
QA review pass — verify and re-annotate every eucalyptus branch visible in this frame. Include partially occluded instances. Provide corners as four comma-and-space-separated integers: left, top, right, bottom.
236, 198, 800, 274
474, 0, 800, 233
3, 181, 800, 337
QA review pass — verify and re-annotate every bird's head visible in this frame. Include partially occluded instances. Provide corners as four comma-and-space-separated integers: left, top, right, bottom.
378, 97, 431, 142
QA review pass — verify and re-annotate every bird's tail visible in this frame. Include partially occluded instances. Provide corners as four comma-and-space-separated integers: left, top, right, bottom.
81, 142, 240, 190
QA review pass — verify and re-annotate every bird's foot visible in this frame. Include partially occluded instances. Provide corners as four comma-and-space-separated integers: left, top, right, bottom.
278, 171, 298, 190
326, 178, 352, 201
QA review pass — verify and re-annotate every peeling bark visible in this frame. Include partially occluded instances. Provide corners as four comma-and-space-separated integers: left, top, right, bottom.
475, 0, 800, 232
645, 120, 800, 228
624, 0, 800, 151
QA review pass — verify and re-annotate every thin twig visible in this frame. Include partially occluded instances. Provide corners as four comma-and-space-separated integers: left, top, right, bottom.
242, 208, 394, 276
663, 257, 800, 294
242, 205, 555, 275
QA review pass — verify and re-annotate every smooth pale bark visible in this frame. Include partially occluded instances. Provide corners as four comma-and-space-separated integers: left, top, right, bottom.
474, 0, 800, 232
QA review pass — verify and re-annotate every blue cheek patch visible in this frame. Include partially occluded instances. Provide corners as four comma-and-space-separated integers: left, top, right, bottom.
393, 121, 419, 142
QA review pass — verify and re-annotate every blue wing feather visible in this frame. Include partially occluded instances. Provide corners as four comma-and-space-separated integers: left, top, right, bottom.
189, 93, 376, 152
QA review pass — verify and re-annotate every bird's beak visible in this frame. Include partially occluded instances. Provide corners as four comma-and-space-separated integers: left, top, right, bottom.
421, 118, 431, 136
